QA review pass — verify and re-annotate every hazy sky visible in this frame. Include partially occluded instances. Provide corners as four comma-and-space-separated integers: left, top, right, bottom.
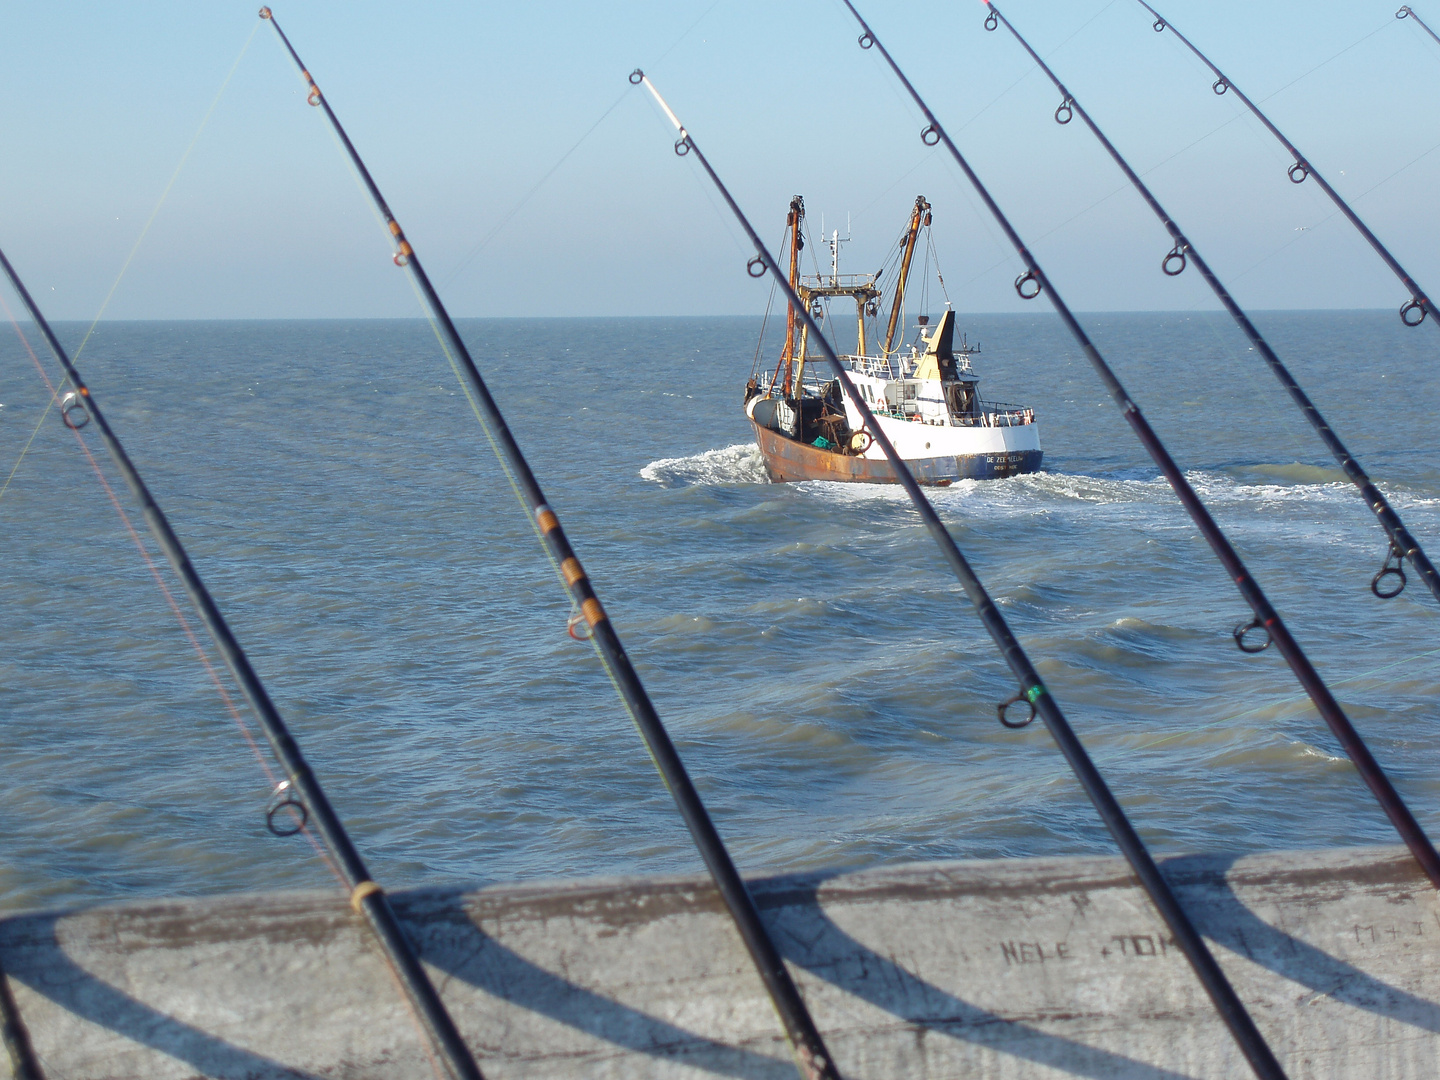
1, 0, 1437, 319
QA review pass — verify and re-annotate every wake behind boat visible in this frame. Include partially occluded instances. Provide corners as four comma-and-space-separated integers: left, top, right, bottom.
744, 195, 1042, 485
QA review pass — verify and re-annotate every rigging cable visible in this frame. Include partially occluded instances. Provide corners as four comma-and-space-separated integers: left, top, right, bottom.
1137, 0, 1439, 330
982, 3, 1440, 608
257, 10, 840, 1079
632, 67, 1288, 1080
762, 223, 789, 388
0, 246, 482, 1080
838, 2, 1440, 899
750, 237, 781, 380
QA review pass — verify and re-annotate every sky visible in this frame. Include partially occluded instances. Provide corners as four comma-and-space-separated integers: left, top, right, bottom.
0, 0, 1437, 319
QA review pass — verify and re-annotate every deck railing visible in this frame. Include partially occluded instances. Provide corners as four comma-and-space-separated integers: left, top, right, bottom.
753, 377, 1033, 428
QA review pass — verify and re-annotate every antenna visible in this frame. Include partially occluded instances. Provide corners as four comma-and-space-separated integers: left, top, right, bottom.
826, 223, 850, 282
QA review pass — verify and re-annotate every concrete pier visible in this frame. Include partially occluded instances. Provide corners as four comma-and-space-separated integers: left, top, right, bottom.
1, 844, 1437, 1078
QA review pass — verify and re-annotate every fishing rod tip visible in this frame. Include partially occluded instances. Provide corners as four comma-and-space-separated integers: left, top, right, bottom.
259, 6, 272, 18
628, 68, 644, 85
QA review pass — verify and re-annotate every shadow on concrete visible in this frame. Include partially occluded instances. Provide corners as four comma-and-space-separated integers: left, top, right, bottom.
8, 855, 1430, 1078
758, 873, 1201, 1080
399, 890, 792, 1078
405, 882, 1199, 1080
3, 911, 324, 1080
1162, 852, 1440, 1033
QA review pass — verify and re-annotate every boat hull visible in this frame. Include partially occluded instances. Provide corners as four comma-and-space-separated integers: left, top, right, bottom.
750, 419, 1042, 484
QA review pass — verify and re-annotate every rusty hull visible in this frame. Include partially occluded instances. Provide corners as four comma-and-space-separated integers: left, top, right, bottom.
750, 419, 1042, 484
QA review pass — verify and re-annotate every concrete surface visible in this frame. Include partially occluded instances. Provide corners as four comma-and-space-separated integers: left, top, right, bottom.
1, 845, 1437, 1078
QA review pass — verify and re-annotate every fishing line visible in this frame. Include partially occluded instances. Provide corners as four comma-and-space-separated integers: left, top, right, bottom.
943, 12, 1399, 298
949, 121, 1251, 292
984, 4, 1440, 611
840, 0, 1117, 255
3, 308, 438, 1080
933, 0, 1118, 141
0, 243, 480, 1080
0, 398, 57, 508
1255, 17, 1395, 106
437, 0, 727, 292
74, 21, 261, 364
259, 11, 841, 1079
0, 24, 259, 508
295, 65, 582, 619
853, 148, 936, 221
844, 1, 1440, 900
437, 88, 629, 290
852, 40, 1027, 293
653, 0, 728, 66
830, 2, 1392, 304
1117, 12, 1390, 185
1227, 133, 1440, 287
1138, 0, 1439, 330
634, 66, 1288, 1080
0, 297, 343, 878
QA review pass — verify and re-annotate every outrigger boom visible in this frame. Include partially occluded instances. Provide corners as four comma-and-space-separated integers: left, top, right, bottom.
745, 195, 1042, 484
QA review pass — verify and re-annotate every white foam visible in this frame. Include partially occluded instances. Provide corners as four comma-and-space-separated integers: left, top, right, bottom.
643, 447, 1440, 533
784, 466, 1434, 549
640, 443, 769, 487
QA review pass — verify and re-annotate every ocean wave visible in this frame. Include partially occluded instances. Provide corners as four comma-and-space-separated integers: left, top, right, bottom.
640, 443, 769, 487
797, 465, 1382, 516
640, 444, 1415, 516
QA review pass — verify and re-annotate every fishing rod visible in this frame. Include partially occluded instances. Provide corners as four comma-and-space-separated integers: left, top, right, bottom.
0, 244, 483, 1080
1397, 5, 1440, 49
839, 0, 1440, 887
1137, 0, 1439, 331
256, 10, 840, 1079
631, 69, 1289, 1080
981, 3, 1440, 608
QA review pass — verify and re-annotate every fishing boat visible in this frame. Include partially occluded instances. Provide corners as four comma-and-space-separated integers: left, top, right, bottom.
743, 195, 1042, 485
12, 9, 1440, 1079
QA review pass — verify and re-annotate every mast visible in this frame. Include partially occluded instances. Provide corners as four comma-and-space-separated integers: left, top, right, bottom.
782, 195, 804, 398
883, 195, 931, 355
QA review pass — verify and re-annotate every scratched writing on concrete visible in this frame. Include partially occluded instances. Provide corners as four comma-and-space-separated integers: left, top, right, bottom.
999, 941, 1072, 966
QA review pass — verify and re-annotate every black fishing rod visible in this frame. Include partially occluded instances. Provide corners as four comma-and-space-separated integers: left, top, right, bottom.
631, 69, 1289, 1080
1137, 0, 1438, 330
1398, 5, 1440, 48
0, 242, 484, 1080
842, 0, 1440, 896
982, 4, 1440, 607
257, 10, 840, 1079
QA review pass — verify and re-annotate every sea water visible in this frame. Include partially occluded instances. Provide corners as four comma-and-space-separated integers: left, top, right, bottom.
1, 311, 1437, 911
